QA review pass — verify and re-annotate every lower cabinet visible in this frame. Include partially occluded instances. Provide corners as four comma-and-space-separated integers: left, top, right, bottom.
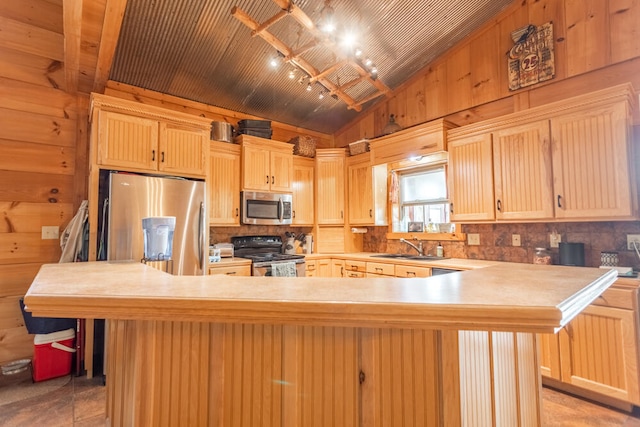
332, 259, 345, 277
395, 265, 431, 278
306, 258, 331, 277
366, 262, 395, 278
344, 260, 366, 278
208, 263, 251, 276
540, 282, 640, 407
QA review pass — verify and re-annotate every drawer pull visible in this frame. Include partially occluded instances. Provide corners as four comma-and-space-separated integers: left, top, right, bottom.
226, 271, 237, 275
407, 271, 416, 277
375, 267, 382, 272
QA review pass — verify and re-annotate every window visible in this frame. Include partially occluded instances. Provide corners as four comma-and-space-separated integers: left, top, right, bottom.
392, 165, 450, 232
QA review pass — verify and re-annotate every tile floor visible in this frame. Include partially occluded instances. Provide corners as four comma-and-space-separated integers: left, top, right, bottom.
1, 373, 640, 426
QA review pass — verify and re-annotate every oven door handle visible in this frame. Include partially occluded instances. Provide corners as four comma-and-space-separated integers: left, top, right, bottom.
278, 197, 284, 222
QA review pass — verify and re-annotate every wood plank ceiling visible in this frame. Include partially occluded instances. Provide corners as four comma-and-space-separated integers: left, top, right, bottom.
69, 0, 513, 134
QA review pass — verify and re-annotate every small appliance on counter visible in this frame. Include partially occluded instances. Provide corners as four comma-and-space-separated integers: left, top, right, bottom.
559, 242, 585, 266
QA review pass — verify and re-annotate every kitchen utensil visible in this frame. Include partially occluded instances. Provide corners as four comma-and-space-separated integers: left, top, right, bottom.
559, 242, 585, 266
211, 121, 234, 143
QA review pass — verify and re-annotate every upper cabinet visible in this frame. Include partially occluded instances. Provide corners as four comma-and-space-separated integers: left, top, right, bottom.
209, 141, 241, 226
91, 94, 210, 178
292, 156, 314, 225
448, 84, 637, 223
551, 102, 635, 219
368, 119, 455, 165
347, 152, 388, 226
238, 135, 293, 192
316, 149, 346, 224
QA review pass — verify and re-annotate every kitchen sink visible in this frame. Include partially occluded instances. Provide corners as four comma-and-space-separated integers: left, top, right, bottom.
370, 254, 449, 261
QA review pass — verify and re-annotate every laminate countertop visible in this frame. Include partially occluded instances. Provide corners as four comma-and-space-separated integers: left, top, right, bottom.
24, 260, 616, 333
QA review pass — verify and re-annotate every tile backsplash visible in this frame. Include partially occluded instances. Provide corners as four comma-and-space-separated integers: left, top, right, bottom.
363, 221, 640, 269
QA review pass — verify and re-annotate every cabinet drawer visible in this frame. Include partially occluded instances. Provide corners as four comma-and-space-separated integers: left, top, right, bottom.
345, 271, 365, 278
592, 286, 636, 310
395, 265, 431, 278
366, 262, 395, 276
208, 265, 251, 276
345, 260, 366, 273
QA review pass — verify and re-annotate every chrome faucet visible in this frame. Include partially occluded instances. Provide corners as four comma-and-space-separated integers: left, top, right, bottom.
400, 238, 423, 256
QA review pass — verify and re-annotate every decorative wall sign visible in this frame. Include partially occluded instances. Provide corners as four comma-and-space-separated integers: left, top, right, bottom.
508, 22, 555, 91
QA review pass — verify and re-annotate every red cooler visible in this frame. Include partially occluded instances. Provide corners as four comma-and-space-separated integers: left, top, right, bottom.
32, 328, 75, 382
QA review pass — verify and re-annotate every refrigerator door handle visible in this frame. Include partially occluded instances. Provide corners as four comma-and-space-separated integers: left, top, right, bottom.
198, 201, 205, 271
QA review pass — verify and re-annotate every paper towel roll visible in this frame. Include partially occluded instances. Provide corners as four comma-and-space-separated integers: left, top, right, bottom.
351, 228, 367, 234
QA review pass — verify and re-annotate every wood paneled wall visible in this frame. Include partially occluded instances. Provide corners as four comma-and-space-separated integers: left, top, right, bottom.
104, 81, 335, 149
335, 0, 640, 146
0, 1, 84, 364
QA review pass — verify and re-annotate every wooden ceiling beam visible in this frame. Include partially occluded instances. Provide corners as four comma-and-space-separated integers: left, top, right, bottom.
93, 0, 128, 93
251, 9, 288, 37
232, 5, 361, 111
63, 0, 82, 94
284, 39, 319, 61
309, 59, 348, 83
336, 74, 369, 92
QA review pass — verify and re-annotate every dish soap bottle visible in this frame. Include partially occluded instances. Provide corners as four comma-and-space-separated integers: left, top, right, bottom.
436, 242, 443, 257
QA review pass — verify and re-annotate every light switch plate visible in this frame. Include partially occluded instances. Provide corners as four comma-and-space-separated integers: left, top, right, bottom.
512, 234, 521, 246
627, 234, 640, 250
550, 232, 561, 248
467, 233, 480, 245
41, 226, 59, 240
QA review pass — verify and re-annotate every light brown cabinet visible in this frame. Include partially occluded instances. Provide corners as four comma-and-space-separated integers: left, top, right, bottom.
344, 260, 366, 278
208, 263, 251, 276
365, 261, 395, 278
316, 149, 346, 224
347, 153, 388, 226
448, 84, 637, 223
332, 259, 345, 277
209, 141, 240, 226
292, 156, 314, 225
448, 133, 495, 222
550, 102, 635, 220
540, 282, 640, 407
305, 258, 332, 277
95, 109, 209, 178
239, 135, 293, 192
395, 264, 431, 278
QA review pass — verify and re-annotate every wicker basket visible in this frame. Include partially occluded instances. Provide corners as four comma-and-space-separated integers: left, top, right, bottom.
348, 139, 370, 156
289, 135, 317, 158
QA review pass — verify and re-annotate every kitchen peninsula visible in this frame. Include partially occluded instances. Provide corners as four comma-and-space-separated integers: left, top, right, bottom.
24, 261, 616, 426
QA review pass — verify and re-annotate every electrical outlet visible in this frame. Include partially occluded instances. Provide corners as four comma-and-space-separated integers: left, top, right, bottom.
41, 226, 59, 240
627, 234, 640, 250
467, 233, 480, 245
512, 234, 521, 246
550, 232, 561, 248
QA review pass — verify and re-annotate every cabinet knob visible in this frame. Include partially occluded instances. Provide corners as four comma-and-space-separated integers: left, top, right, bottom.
271, 176, 274, 184
266, 175, 269, 184
496, 199, 502, 211
369, 209, 372, 217
557, 194, 562, 208
292, 210, 296, 218
161, 151, 165, 163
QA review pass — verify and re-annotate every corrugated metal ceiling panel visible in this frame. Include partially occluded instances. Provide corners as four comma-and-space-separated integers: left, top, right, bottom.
110, 0, 513, 134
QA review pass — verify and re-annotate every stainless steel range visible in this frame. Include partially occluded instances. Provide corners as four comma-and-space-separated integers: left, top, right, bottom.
231, 235, 305, 277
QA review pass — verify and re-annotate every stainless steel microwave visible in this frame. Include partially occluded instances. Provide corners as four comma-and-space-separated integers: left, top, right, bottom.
241, 191, 293, 225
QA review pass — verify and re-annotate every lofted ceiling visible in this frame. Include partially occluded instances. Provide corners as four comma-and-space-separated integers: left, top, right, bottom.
73, 0, 514, 134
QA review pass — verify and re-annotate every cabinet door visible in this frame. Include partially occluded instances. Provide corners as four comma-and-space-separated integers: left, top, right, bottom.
331, 259, 345, 277
242, 145, 271, 191
558, 304, 640, 404
316, 154, 345, 224
292, 157, 314, 225
348, 161, 373, 225
493, 121, 554, 220
538, 333, 561, 380
448, 133, 495, 221
306, 260, 317, 277
551, 103, 634, 219
159, 123, 208, 177
97, 110, 158, 170
317, 258, 332, 277
270, 150, 293, 192
209, 143, 240, 226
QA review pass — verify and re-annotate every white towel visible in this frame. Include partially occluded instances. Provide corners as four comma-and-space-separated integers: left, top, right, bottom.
271, 262, 297, 277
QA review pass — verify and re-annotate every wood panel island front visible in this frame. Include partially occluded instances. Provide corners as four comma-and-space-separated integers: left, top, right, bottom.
24, 261, 616, 427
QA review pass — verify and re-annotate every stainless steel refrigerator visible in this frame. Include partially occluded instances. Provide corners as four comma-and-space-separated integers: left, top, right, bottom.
103, 171, 207, 275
